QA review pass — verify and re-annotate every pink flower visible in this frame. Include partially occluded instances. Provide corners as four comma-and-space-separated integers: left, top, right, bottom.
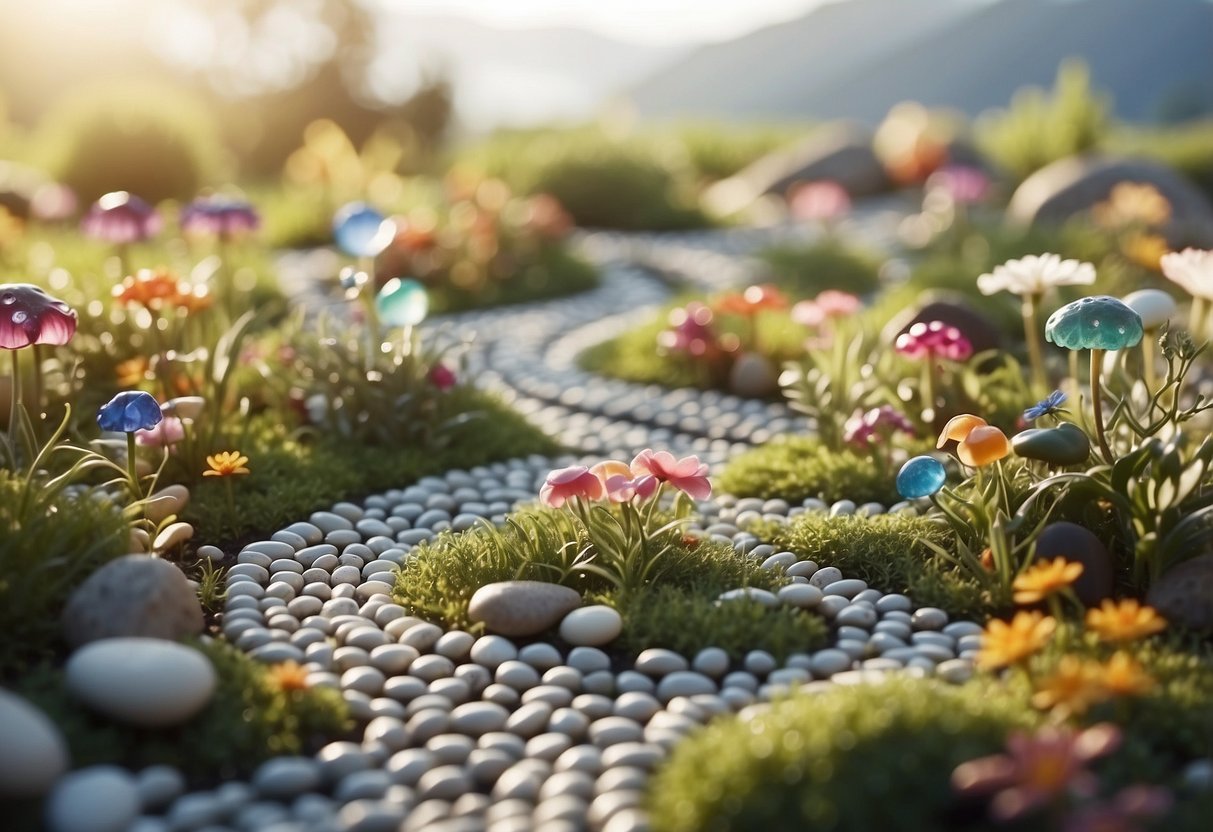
539, 465, 605, 508
1062, 785, 1173, 832
605, 474, 659, 503
630, 449, 712, 500
843, 405, 916, 448
135, 416, 185, 447
792, 290, 863, 328
788, 180, 852, 222
952, 723, 1122, 823
657, 302, 719, 357
427, 363, 457, 391
895, 320, 973, 362
927, 165, 990, 205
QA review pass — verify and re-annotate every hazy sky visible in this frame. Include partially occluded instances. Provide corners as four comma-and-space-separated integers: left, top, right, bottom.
375, 0, 834, 45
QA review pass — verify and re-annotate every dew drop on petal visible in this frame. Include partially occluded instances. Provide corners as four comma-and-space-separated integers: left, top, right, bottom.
1, 293, 13, 305
11, 310, 26, 324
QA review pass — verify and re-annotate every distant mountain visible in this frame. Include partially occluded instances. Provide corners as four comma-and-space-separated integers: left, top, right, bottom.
370, 13, 688, 129
630, 0, 1213, 123
628, 0, 973, 120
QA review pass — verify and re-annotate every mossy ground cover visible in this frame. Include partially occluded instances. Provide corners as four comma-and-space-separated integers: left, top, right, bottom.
718, 434, 936, 507
757, 240, 883, 298
393, 506, 826, 661
424, 245, 599, 314
648, 633, 1213, 832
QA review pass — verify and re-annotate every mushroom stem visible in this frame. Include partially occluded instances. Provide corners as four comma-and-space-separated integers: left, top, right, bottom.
1022, 292, 1046, 392
8, 349, 19, 451
126, 431, 142, 501
1090, 349, 1113, 463
1141, 328, 1158, 393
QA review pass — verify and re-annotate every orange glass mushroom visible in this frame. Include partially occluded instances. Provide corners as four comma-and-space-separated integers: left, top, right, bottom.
937, 414, 987, 448
957, 425, 1011, 467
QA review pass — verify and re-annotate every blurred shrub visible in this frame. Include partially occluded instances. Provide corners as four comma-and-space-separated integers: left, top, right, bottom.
977, 60, 1111, 183
759, 240, 882, 296
453, 128, 707, 230
672, 121, 806, 181
1110, 119, 1213, 202
36, 80, 226, 203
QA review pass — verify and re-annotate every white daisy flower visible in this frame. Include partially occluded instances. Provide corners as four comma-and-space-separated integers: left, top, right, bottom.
976, 253, 1097, 297
1160, 248, 1213, 301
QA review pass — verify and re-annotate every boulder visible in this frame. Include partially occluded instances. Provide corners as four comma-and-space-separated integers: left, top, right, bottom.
1008, 156, 1213, 246
728, 352, 780, 398
1033, 521, 1115, 607
62, 555, 203, 648
703, 125, 891, 216
1147, 553, 1213, 631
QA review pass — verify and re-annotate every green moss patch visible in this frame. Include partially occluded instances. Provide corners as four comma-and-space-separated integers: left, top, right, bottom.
648, 677, 1036, 832
757, 240, 883, 297
719, 435, 935, 507
427, 246, 599, 313
763, 512, 998, 620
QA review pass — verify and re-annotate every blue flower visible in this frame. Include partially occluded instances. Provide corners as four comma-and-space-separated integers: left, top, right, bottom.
1023, 390, 1067, 422
98, 390, 163, 433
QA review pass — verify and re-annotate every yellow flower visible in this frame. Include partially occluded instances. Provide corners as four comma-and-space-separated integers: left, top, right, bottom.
266, 661, 310, 693
1013, 558, 1084, 605
1085, 599, 1167, 643
1092, 182, 1172, 230
1031, 655, 1109, 716
976, 611, 1057, 671
204, 451, 250, 477
1099, 651, 1155, 697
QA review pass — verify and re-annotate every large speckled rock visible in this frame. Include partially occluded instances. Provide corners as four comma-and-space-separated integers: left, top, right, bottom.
0, 689, 69, 797
728, 352, 779, 399
62, 555, 203, 647
1147, 553, 1213, 631
1008, 156, 1213, 246
469, 581, 583, 637
66, 638, 217, 727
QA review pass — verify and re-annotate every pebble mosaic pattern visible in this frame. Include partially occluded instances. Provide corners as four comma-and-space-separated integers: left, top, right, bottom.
124, 226, 984, 832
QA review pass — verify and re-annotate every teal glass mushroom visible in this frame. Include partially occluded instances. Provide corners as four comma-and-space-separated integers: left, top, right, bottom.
376, 278, 428, 329
1045, 296, 1142, 463
1012, 422, 1091, 466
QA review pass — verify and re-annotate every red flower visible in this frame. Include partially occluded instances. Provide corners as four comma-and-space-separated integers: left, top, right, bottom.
427, 363, 457, 391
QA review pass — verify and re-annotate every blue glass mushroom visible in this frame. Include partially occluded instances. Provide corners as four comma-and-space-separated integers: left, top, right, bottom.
98, 390, 163, 433
896, 455, 946, 499
333, 203, 396, 259
1045, 296, 1142, 463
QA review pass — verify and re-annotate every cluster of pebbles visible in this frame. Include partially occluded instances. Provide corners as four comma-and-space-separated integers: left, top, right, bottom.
83, 445, 983, 832
45, 226, 979, 832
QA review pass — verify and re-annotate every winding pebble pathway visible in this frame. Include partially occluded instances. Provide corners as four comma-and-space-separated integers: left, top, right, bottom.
91, 225, 984, 832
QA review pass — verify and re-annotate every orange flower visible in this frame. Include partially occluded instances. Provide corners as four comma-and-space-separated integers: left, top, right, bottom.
113, 269, 181, 309
204, 451, 250, 477
1099, 651, 1155, 697
115, 355, 150, 386
267, 661, 310, 692
715, 284, 788, 316
977, 610, 1056, 671
1085, 599, 1166, 643
172, 282, 212, 313
937, 414, 987, 448
1013, 558, 1084, 605
1092, 182, 1172, 230
1121, 233, 1168, 272
1031, 655, 1109, 716
958, 425, 1011, 467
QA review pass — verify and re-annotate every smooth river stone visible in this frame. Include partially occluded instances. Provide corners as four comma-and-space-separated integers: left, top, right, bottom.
0, 689, 69, 797
143, 484, 190, 525
44, 766, 140, 832
469, 582, 582, 637
62, 555, 203, 647
559, 606, 623, 647
66, 638, 217, 727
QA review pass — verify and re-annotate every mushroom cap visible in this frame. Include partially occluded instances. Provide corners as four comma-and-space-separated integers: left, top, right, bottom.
332, 202, 396, 258
1012, 422, 1092, 466
0, 283, 78, 349
1121, 289, 1177, 331
81, 191, 161, 243
1044, 295, 1143, 351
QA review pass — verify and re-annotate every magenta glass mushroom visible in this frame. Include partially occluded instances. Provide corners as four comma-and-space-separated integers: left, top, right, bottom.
81, 191, 161, 245
0, 283, 77, 445
895, 320, 973, 429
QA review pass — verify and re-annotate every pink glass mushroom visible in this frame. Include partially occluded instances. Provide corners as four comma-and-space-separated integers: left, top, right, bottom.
895, 320, 973, 429
0, 283, 77, 442
82, 191, 161, 245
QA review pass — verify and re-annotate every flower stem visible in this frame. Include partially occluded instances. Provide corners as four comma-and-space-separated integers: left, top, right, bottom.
126, 431, 142, 501
1190, 296, 1207, 341
1090, 349, 1113, 463
1022, 293, 1047, 392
